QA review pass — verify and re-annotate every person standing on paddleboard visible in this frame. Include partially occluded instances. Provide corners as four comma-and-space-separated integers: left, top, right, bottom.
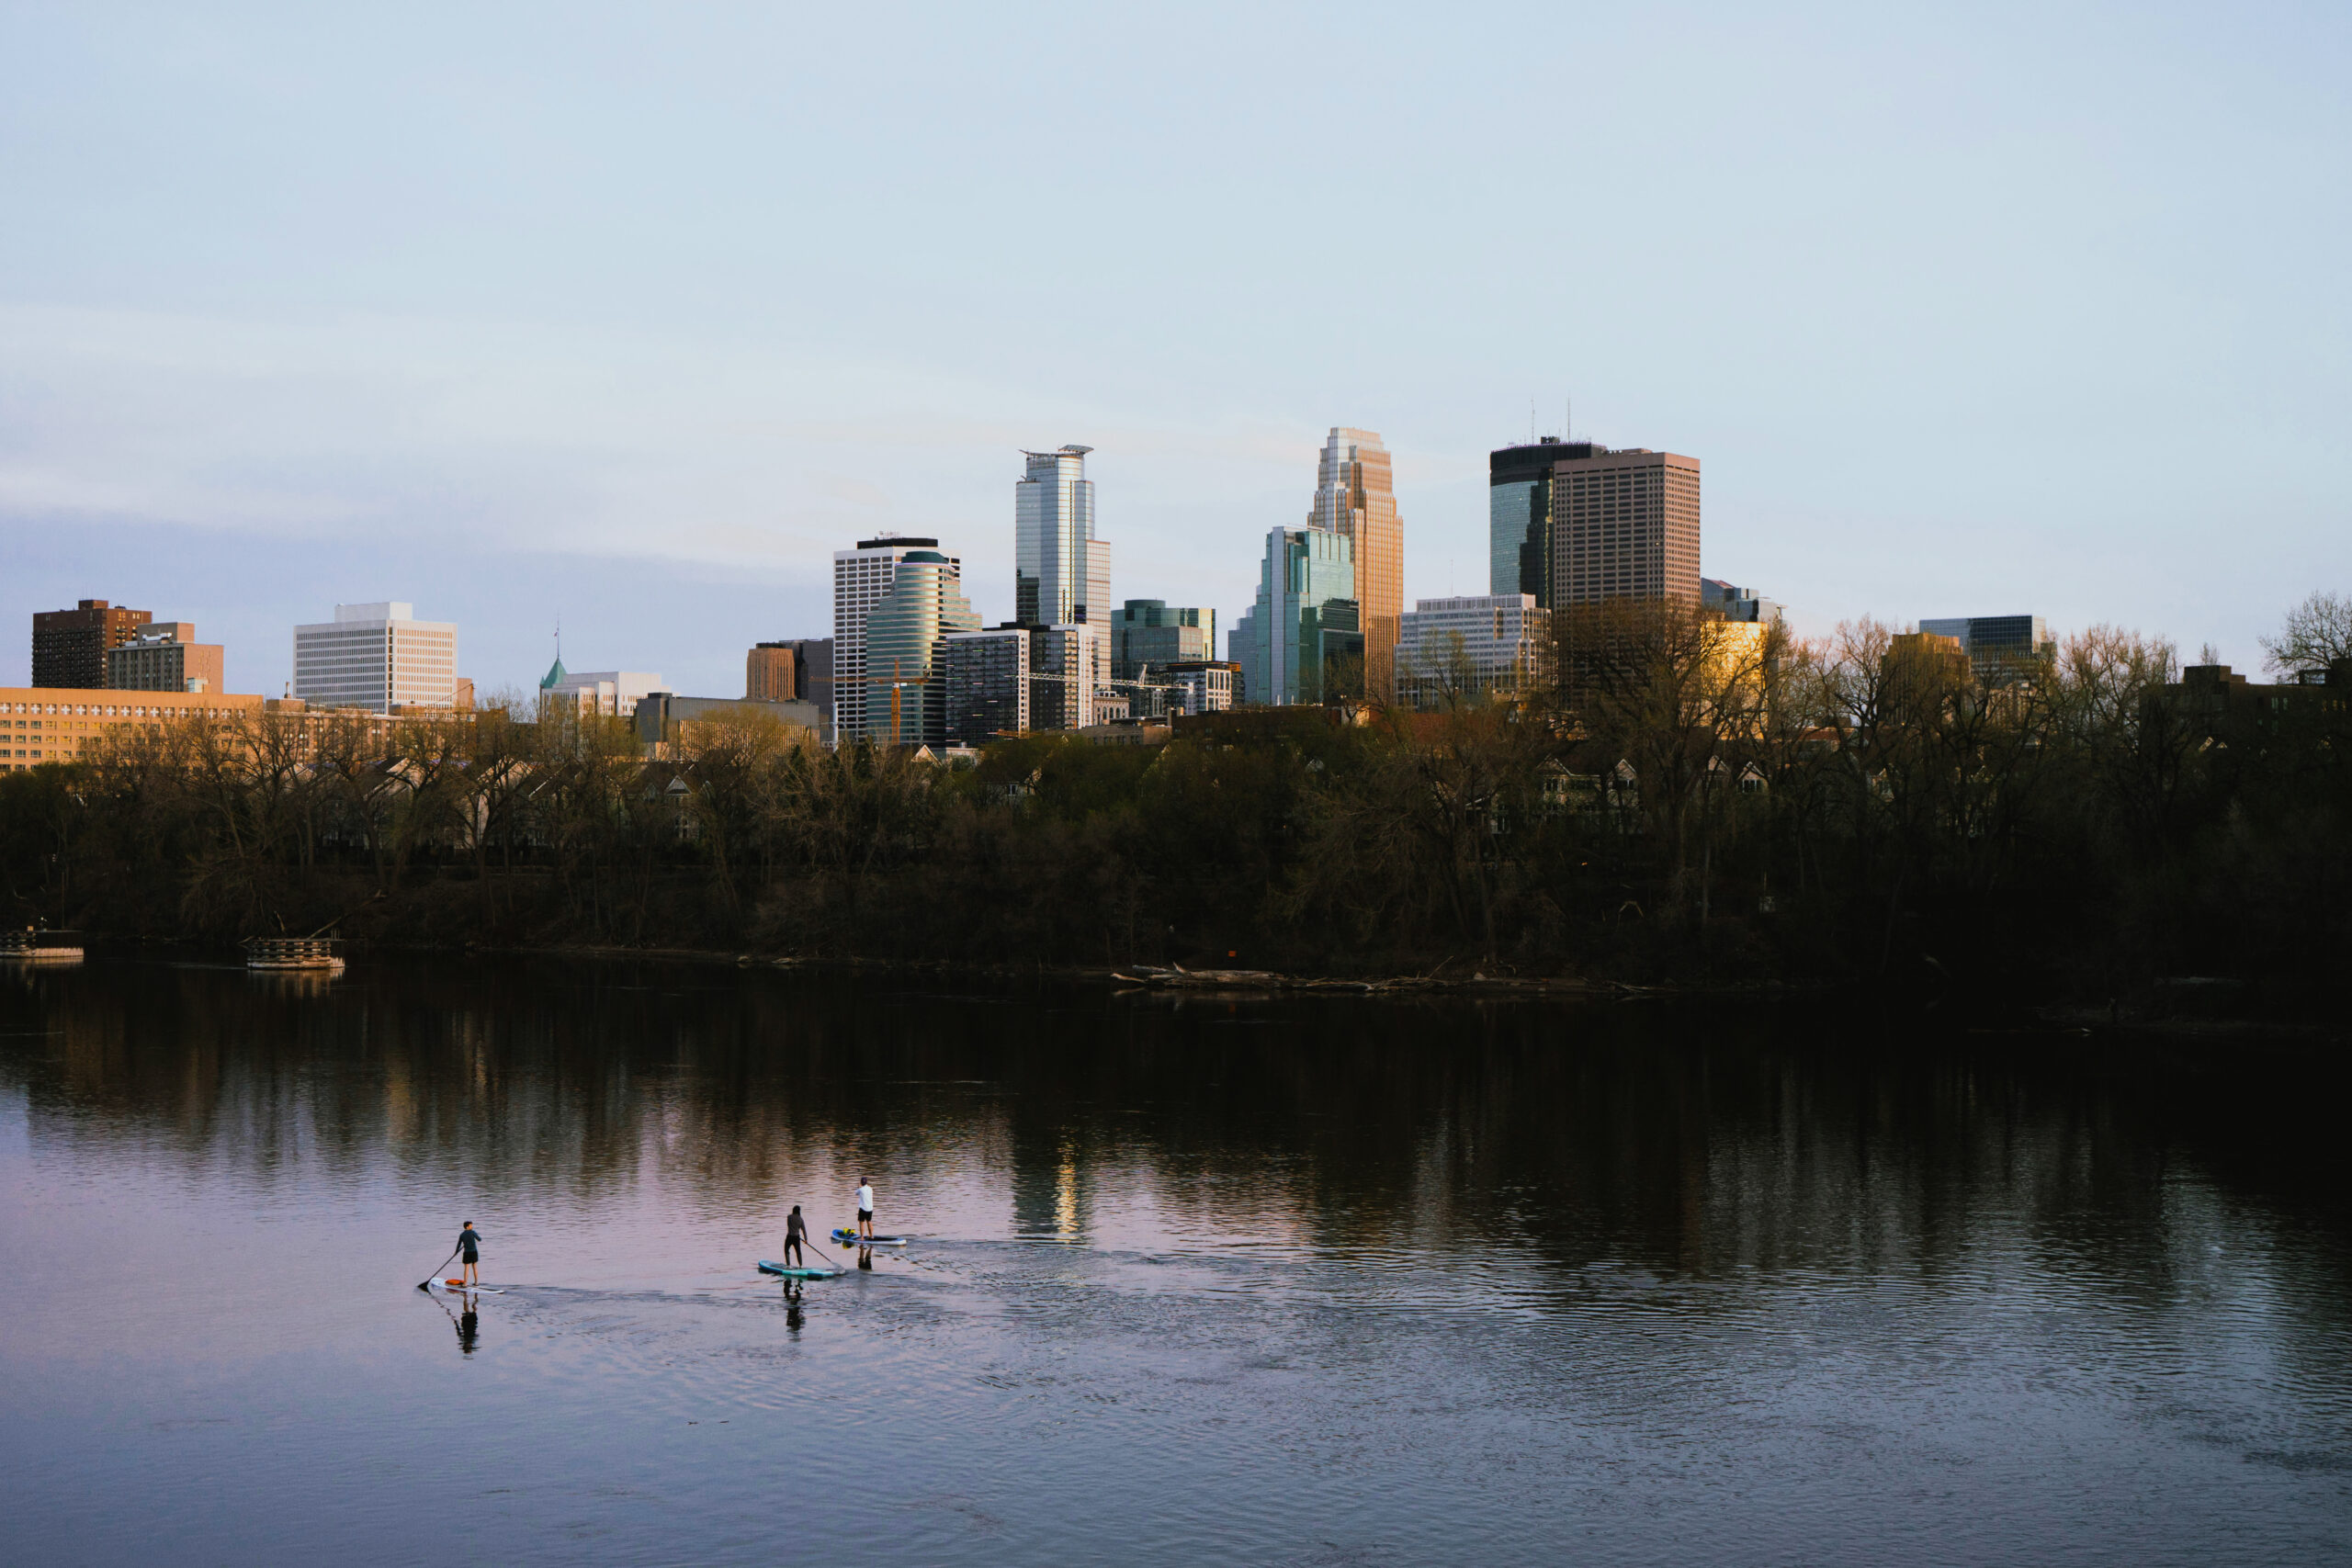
782, 1204, 808, 1268
457, 1221, 481, 1286
856, 1178, 875, 1239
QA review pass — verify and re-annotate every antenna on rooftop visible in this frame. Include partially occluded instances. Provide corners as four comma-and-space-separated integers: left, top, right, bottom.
1530, 400, 1537, 444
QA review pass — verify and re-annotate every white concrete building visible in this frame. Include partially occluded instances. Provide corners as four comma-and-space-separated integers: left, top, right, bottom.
833, 535, 961, 747
291, 602, 458, 713
1396, 594, 1554, 707
538, 664, 664, 718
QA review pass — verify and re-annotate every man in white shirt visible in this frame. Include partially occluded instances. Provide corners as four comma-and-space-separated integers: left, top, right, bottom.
855, 1178, 875, 1239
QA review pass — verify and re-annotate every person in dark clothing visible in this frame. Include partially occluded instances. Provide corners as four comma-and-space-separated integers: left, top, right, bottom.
782, 1205, 807, 1268
457, 1222, 481, 1286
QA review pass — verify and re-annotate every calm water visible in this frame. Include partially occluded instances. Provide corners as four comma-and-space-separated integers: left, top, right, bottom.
1, 957, 2347, 1566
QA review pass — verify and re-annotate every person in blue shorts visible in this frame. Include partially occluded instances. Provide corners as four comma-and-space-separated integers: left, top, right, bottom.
457, 1221, 481, 1286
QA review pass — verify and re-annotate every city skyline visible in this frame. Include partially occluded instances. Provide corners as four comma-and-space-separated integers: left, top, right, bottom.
2, 7, 2340, 698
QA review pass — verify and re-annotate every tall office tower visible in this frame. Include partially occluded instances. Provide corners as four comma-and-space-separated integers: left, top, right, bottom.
1918, 615, 2055, 684
1488, 437, 1601, 607
835, 536, 960, 745
291, 603, 458, 713
1307, 428, 1403, 698
1241, 526, 1362, 707
1554, 446, 1702, 605
32, 599, 152, 688
1395, 595, 1555, 708
746, 642, 797, 702
106, 623, 226, 694
1015, 446, 1111, 626
1111, 600, 1216, 679
862, 550, 979, 747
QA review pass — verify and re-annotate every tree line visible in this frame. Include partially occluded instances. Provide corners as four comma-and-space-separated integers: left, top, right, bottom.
2, 592, 2346, 1012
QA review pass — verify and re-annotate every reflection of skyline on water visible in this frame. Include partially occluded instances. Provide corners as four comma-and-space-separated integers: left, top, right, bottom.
6, 956, 2352, 1566
4, 955, 2347, 1299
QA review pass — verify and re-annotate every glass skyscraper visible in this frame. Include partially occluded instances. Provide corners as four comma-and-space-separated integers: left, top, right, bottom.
1015, 446, 1112, 627
863, 550, 979, 747
1238, 526, 1362, 706
1307, 428, 1401, 699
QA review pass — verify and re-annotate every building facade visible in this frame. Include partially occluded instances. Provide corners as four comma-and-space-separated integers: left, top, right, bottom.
1241, 526, 1363, 707
1111, 599, 1216, 679
1700, 578, 1783, 626
1015, 446, 1111, 628
1918, 615, 2055, 684
633, 692, 821, 754
1308, 428, 1402, 698
1396, 595, 1555, 707
0, 687, 264, 771
835, 536, 959, 746
1488, 438, 1592, 609
942, 627, 1032, 744
32, 600, 153, 689
1030, 622, 1107, 731
862, 550, 980, 746
1555, 446, 1702, 606
1163, 660, 1242, 716
746, 643, 797, 703
106, 623, 226, 694
538, 661, 664, 718
291, 603, 458, 714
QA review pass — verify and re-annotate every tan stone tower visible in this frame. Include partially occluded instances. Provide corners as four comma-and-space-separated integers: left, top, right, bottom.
1307, 427, 1403, 700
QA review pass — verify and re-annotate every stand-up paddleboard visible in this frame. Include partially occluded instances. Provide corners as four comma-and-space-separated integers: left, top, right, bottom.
831, 1229, 909, 1247
758, 1260, 842, 1279
424, 1279, 506, 1294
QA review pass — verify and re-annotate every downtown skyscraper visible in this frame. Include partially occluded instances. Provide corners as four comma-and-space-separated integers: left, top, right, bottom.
1489, 438, 1701, 608
1015, 446, 1111, 626
1307, 428, 1402, 699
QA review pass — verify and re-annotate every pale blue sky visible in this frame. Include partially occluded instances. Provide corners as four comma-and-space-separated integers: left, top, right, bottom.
3, 2, 2346, 694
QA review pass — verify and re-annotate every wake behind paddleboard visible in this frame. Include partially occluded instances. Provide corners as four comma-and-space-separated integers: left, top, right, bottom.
758, 1260, 842, 1279
831, 1229, 909, 1247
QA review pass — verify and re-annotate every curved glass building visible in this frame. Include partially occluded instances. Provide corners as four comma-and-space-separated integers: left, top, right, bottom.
862, 550, 980, 747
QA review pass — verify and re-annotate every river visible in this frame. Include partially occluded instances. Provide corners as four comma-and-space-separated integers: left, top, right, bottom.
2, 955, 2346, 1565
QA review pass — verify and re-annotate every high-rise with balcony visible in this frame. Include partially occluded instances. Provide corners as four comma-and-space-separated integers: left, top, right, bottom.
291, 603, 458, 713
1015, 446, 1111, 627
834, 536, 960, 746
32, 599, 152, 689
1554, 446, 1702, 605
1307, 428, 1402, 698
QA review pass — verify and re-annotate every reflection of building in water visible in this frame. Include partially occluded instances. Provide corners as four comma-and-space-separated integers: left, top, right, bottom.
1011, 1129, 1092, 1241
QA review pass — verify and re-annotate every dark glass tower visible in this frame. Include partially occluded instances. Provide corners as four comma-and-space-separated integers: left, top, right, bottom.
1487, 439, 1600, 609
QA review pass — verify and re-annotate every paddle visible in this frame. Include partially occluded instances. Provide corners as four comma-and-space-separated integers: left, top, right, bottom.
416, 1247, 460, 1292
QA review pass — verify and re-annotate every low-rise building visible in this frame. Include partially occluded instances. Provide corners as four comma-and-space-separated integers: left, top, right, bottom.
106, 623, 227, 694
0, 687, 264, 771
633, 692, 823, 755
1699, 578, 1784, 625
1112, 600, 1216, 680
1396, 594, 1554, 707
1917, 615, 2055, 685
1161, 660, 1242, 715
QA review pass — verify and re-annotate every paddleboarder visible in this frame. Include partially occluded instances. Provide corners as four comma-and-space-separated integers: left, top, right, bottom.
782, 1204, 808, 1268
855, 1178, 875, 1239
457, 1221, 482, 1287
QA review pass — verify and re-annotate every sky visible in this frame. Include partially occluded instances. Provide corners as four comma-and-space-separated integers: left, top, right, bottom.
2, 1, 2346, 696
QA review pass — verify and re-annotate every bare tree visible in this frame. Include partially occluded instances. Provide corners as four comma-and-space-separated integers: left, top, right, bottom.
2259, 591, 2352, 679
